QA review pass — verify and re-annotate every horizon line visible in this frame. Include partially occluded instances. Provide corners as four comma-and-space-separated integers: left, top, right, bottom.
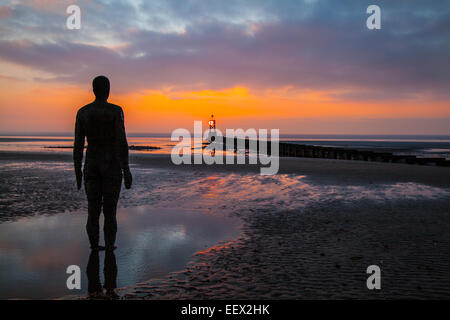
1, 132, 450, 137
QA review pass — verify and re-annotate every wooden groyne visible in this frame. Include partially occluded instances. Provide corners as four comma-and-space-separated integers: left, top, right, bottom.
278, 142, 450, 166
211, 136, 450, 167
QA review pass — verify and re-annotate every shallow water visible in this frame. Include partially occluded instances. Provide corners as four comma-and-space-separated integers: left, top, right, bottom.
0, 205, 241, 299
2, 135, 450, 159
0, 136, 200, 155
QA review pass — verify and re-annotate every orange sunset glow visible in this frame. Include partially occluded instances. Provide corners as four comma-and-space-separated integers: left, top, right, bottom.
0, 1, 449, 134
1, 76, 449, 134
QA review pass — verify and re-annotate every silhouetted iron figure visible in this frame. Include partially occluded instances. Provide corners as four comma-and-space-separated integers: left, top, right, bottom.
86, 249, 118, 299
74, 75, 132, 251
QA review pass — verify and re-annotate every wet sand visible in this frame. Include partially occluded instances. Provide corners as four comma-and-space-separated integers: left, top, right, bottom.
2, 150, 450, 186
122, 202, 450, 299
1, 151, 450, 299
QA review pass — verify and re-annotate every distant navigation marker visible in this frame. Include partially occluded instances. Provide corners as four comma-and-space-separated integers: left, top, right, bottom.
207, 114, 216, 142
208, 114, 216, 130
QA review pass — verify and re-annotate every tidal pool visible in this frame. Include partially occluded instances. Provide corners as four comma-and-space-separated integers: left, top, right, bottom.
0, 206, 241, 299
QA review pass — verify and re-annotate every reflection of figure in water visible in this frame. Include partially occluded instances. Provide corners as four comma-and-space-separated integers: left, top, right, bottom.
74, 75, 132, 251
86, 250, 119, 299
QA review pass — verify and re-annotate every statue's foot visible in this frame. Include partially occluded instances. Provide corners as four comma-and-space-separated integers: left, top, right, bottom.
88, 290, 105, 299
105, 289, 120, 300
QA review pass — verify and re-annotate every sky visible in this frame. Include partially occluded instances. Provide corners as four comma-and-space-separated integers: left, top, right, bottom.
0, 0, 449, 134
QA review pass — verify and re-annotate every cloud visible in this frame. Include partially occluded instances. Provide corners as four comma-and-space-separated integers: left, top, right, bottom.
0, 0, 449, 101
0, 5, 12, 18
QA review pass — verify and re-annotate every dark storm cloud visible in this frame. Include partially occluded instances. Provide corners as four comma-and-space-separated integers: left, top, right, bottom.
0, 0, 449, 100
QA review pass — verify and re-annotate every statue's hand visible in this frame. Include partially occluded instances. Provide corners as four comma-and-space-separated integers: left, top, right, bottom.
124, 167, 132, 189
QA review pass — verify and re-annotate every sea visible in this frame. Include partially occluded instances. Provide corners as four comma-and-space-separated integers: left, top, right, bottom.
0, 134, 449, 159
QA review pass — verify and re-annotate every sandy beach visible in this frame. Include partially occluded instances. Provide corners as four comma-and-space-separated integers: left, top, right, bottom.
129, 154, 450, 299
1, 150, 450, 299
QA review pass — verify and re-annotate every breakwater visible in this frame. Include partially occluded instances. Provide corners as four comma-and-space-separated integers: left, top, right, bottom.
212, 136, 450, 167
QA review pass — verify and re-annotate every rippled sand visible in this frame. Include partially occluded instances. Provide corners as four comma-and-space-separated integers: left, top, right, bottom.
1, 151, 450, 299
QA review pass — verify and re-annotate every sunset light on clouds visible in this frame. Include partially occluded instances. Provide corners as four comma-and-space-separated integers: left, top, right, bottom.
0, 0, 449, 134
